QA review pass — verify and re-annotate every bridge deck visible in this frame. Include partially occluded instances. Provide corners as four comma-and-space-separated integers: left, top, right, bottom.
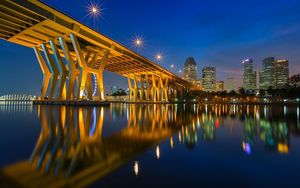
0, 0, 190, 86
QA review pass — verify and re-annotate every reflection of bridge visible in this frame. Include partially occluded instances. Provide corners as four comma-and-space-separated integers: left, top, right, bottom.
0, 0, 191, 102
1, 104, 186, 187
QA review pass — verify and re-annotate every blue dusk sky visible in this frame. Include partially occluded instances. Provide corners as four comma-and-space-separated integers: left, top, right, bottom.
0, 0, 300, 95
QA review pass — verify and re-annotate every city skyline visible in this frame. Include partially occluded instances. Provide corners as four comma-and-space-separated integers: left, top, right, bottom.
1, 0, 300, 95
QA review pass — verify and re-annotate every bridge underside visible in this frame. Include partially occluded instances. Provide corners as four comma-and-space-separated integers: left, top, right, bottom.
0, 0, 191, 102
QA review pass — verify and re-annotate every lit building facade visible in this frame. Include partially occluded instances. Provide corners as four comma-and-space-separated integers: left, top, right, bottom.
259, 57, 275, 90
273, 60, 289, 89
202, 66, 216, 92
259, 57, 289, 89
243, 59, 257, 90
183, 57, 198, 82
289, 73, 300, 87
216, 81, 224, 92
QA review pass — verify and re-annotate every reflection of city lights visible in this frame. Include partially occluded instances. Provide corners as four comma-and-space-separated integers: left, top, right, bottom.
170, 137, 174, 149
178, 132, 182, 142
242, 142, 251, 155
297, 107, 299, 120
134, 161, 139, 175
284, 106, 287, 116
278, 143, 289, 154
156, 146, 160, 159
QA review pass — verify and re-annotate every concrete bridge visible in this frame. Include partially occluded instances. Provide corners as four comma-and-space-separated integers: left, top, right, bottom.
0, 0, 192, 102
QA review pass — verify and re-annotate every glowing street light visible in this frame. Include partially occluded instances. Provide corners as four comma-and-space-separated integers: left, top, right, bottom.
170, 64, 174, 68
86, 1, 102, 30
156, 53, 163, 61
135, 38, 142, 47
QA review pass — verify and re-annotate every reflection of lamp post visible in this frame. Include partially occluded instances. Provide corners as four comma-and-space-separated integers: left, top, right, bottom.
134, 161, 139, 176
156, 146, 160, 159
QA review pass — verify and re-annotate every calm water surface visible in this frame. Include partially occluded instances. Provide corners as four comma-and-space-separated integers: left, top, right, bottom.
0, 102, 300, 188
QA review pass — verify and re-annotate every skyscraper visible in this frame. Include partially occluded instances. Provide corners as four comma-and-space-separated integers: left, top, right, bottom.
183, 57, 197, 81
216, 81, 224, 92
202, 67, 216, 92
259, 57, 275, 90
243, 59, 257, 90
259, 57, 289, 89
273, 60, 289, 89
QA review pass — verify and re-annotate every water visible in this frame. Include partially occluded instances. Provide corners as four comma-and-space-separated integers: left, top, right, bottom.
0, 103, 300, 188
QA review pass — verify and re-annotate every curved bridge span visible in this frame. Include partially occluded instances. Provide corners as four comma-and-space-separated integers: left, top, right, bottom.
0, 0, 192, 102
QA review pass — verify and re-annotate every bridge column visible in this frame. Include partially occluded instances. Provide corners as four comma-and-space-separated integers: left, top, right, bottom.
41, 44, 60, 100
151, 75, 159, 102
145, 74, 151, 101
70, 33, 89, 99
85, 53, 93, 100
160, 77, 169, 102
49, 40, 68, 100
97, 50, 109, 100
140, 76, 145, 101
59, 37, 80, 100
128, 78, 137, 101
34, 47, 51, 99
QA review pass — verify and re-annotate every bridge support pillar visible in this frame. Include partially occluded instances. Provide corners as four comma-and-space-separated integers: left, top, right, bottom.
128, 78, 138, 101
160, 77, 169, 102
59, 37, 80, 100
41, 44, 60, 99
34, 47, 51, 99
49, 40, 68, 100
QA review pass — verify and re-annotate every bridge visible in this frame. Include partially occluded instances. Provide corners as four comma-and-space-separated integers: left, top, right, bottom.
0, 0, 192, 102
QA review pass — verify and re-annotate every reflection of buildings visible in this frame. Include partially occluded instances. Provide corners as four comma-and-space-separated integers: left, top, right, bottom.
1, 104, 299, 187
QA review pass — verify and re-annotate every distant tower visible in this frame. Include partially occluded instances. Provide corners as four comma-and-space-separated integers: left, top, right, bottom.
273, 59, 289, 89
260, 57, 275, 90
183, 57, 197, 81
202, 66, 216, 92
243, 59, 256, 90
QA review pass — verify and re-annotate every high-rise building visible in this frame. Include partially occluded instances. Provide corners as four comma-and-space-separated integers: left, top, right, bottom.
183, 57, 198, 82
202, 67, 216, 92
225, 77, 235, 91
216, 81, 224, 92
260, 57, 275, 90
273, 60, 289, 89
259, 57, 289, 89
290, 73, 300, 87
243, 59, 257, 90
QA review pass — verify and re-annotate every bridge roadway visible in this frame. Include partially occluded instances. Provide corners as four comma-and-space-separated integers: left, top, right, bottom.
0, 0, 192, 102
0, 104, 190, 187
